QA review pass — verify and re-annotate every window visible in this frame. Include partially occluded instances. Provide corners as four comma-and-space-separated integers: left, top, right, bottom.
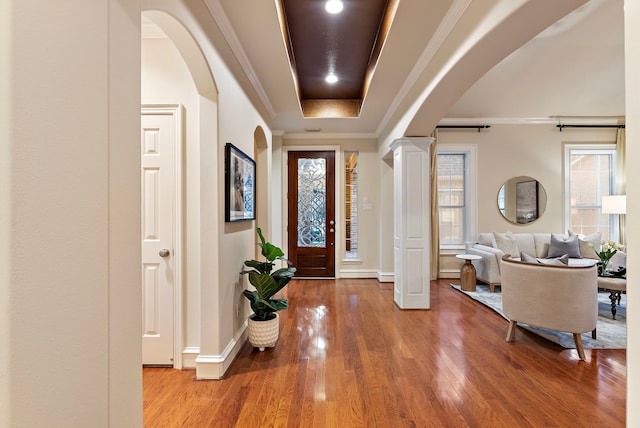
565, 145, 616, 241
345, 151, 358, 258
437, 145, 476, 249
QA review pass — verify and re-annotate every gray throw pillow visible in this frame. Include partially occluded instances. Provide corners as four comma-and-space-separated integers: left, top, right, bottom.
520, 252, 541, 264
548, 233, 581, 258
544, 254, 569, 266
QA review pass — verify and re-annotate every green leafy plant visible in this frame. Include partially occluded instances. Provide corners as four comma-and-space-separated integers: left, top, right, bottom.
240, 227, 296, 321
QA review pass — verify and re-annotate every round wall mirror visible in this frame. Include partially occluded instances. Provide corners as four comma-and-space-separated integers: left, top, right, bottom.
497, 176, 547, 224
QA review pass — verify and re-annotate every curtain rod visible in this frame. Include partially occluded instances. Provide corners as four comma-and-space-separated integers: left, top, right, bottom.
436, 125, 490, 132
557, 124, 625, 132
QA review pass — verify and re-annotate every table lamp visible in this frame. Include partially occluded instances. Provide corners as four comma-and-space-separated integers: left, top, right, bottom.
602, 195, 626, 214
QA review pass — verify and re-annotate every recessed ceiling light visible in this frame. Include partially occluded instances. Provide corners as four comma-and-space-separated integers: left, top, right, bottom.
325, 73, 338, 84
325, 0, 343, 14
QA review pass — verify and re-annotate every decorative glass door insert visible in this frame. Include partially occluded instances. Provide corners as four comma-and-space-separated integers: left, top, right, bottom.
297, 158, 327, 248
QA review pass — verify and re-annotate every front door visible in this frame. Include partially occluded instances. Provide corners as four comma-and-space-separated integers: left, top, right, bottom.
288, 151, 336, 277
141, 108, 176, 366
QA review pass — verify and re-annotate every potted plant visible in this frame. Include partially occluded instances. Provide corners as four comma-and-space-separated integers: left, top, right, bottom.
240, 227, 296, 351
592, 240, 625, 275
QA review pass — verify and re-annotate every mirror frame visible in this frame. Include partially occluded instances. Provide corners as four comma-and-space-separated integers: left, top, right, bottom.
497, 176, 547, 224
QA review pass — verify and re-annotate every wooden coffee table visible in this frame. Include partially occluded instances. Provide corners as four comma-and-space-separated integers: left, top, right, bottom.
456, 254, 482, 292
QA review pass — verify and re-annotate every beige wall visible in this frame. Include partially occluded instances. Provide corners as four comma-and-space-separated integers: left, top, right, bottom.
625, 0, 639, 423
379, 156, 395, 280
436, 123, 619, 235
282, 138, 381, 277
2, 1, 637, 425
142, 36, 204, 356
1, 1, 142, 426
141, 6, 275, 377
434, 123, 618, 277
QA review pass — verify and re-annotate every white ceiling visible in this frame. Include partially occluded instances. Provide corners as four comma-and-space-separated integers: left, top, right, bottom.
186, 0, 625, 135
445, 0, 624, 121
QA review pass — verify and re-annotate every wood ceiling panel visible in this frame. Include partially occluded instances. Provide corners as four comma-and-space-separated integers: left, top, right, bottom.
281, 0, 391, 115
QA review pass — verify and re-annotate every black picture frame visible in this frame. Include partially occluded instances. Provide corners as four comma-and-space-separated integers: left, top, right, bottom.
225, 143, 256, 222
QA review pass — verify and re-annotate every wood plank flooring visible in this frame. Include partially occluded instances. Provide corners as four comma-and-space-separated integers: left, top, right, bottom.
143, 278, 626, 427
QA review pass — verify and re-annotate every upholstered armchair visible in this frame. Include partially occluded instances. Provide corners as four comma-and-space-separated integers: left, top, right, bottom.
500, 256, 598, 360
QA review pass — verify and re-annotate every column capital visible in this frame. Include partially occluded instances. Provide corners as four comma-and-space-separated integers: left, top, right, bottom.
389, 136, 435, 152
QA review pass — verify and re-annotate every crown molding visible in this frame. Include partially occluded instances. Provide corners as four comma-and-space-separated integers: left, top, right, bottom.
438, 116, 625, 126
376, 0, 473, 137
205, 0, 276, 119
282, 132, 378, 140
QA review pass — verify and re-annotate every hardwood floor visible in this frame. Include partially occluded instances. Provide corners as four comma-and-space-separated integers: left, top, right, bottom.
143, 278, 626, 427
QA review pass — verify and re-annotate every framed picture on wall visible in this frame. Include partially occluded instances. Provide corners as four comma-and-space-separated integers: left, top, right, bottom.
516, 179, 538, 224
225, 143, 256, 222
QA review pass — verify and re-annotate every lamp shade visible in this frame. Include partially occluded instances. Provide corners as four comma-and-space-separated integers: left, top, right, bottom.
602, 195, 626, 214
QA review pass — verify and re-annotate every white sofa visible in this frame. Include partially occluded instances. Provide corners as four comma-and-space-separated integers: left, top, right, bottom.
465, 232, 604, 292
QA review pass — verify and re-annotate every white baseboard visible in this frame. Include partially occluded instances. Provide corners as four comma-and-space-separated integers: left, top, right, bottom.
377, 271, 394, 283
181, 347, 200, 369
439, 269, 461, 279
340, 269, 379, 279
195, 322, 247, 379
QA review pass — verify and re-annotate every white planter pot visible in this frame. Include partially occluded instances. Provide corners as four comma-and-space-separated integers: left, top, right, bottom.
247, 313, 280, 351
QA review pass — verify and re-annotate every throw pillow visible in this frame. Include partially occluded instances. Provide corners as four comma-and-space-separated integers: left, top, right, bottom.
511, 233, 536, 257
548, 233, 581, 258
569, 230, 601, 260
493, 232, 519, 256
543, 254, 569, 266
520, 252, 541, 264
609, 251, 627, 270
477, 233, 494, 247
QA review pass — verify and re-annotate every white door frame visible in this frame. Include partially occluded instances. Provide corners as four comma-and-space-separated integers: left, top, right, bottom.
141, 104, 184, 368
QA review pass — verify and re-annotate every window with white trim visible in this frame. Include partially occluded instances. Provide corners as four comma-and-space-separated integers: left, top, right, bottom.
564, 144, 616, 241
345, 151, 358, 259
437, 145, 477, 249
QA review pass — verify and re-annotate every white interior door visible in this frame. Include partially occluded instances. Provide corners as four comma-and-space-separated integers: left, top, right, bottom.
141, 109, 176, 366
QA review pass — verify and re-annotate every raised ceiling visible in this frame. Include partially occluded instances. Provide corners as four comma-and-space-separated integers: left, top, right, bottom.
207, 0, 624, 136
277, 0, 397, 118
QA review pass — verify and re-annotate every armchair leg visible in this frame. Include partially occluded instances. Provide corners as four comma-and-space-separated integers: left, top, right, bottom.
506, 320, 517, 342
573, 333, 586, 361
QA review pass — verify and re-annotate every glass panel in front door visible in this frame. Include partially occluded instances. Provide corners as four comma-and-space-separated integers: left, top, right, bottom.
297, 157, 326, 248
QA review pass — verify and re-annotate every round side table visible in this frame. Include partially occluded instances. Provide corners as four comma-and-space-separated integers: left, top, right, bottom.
456, 254, 482, 292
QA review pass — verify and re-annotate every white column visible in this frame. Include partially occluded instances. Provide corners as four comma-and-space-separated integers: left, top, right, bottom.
390, 137, 435, 309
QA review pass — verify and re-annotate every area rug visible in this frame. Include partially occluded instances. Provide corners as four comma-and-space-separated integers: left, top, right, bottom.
451, 284, 626, 349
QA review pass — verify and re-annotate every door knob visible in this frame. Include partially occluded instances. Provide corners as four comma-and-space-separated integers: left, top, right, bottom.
159, 248, 170, 258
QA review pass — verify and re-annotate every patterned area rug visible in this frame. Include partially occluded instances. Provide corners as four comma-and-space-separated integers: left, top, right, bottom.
451, 284, 626, 349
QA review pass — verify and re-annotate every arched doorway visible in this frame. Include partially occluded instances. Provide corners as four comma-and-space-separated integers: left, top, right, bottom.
141, 11, 218, 369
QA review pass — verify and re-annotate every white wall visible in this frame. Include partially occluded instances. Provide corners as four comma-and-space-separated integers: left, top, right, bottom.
1, 1, 142, 426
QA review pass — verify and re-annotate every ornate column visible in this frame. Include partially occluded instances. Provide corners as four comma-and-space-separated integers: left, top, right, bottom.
389, 137, 435, 309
